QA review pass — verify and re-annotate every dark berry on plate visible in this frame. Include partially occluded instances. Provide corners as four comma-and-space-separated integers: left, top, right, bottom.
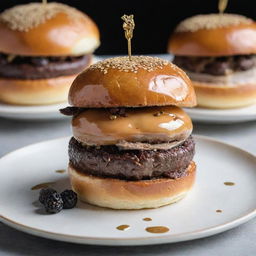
61, 190, 78, 209
44, 193, 63, 213
39, 188, 57, 204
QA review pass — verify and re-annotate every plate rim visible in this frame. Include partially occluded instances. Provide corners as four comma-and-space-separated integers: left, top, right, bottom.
184, 104, 256, 117
1, 210, 256, 245
0, 135, 256, 245
0, 102, 68, 114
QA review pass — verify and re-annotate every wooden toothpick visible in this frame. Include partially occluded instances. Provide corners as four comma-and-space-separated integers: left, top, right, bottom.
218, 0, 228, 14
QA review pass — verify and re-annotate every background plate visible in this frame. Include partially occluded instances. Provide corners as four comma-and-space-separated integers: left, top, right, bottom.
184, 104, 256, 124
0, 136, 256, 246
0, 102, 69, 120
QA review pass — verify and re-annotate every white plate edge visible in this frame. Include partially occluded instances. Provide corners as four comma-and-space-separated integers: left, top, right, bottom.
0, 135, 256, 245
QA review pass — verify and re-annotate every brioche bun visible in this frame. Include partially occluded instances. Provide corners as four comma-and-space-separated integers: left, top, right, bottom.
0, 75, 77, 105
68, 161, 196, 210
193, 81, 256, 108
168, 14, 256, 56
0, 3, 100, 56
69, 56, 196, 108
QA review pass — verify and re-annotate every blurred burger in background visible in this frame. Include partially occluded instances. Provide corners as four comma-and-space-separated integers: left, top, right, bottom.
0, 2, 100, 105
168, 13, 256, 108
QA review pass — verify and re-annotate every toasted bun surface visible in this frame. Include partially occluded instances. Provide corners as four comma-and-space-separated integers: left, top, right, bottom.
68, 161, 196, 210
168, 14, 256, 56
0, 75, 77, 105
0, 3, 100, 56
69, 56, 196, 108
193, 81, 256, 108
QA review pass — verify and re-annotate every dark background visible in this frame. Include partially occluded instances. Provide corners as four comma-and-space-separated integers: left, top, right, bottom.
1, 0, 255, 54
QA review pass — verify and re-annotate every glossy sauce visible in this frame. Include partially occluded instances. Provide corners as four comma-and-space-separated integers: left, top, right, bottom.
224, 182, 235, 186
55, 169, 66, 173
145, 226, 169, 234
72, 106, 192, 145
116, 225, 130, 231
143, 218, 152, 222
31, 182, 55, 190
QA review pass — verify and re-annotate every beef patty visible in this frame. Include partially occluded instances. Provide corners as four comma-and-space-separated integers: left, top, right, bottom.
0, 53, 91, 79
173, 55, 256, 76
69, 136, 195, 181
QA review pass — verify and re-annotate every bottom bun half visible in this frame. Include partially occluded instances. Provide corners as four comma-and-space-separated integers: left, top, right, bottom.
193, 81, 256, 109
0, 75, 77, 105
68, 162, 196, 210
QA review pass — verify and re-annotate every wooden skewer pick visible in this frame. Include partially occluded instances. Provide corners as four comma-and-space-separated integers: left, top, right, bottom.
218, 0, 228, 14
121, 14, 135, 61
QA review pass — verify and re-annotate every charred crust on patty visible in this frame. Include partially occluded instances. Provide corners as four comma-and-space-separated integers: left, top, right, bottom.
60, 107, 129, 117
59, 107, 85, 117
109, 108, 127, 117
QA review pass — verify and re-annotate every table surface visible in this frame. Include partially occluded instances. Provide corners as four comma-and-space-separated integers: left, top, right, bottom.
0, 56, 256, 256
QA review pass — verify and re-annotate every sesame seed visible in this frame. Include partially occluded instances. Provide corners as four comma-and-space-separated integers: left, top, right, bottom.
0, 3, 84, 32
90, 56, 170, 74
175, 13, 253, 32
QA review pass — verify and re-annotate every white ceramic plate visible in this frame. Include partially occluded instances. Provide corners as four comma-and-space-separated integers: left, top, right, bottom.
0, 102, 69, 120
0, 136, 256, 246
0, 56, 103, 121
184, 104, 256, 123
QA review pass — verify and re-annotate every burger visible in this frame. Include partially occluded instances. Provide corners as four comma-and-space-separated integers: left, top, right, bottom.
61, 56, 197, 210
168, 14, 256, 108
0, 2, 100, 105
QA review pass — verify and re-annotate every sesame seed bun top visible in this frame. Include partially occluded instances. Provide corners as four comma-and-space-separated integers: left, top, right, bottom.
0, 2, 100, 56
68, 56, 196, 108
168, 13, 256, 56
